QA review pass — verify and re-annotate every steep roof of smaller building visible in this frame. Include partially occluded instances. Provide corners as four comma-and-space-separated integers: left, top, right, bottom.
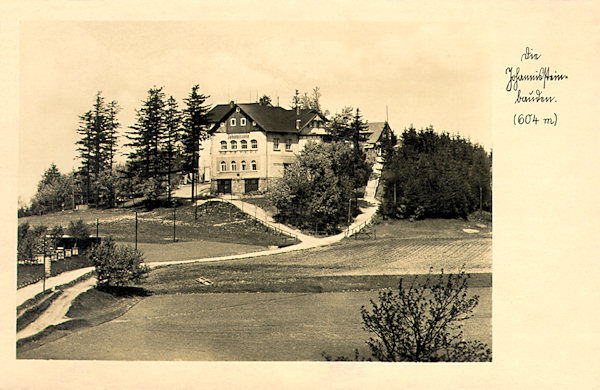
364, 122, 390, 144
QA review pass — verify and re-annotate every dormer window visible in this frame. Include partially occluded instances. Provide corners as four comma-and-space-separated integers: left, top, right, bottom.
230, 118, 236, 126
296, 119, 301, 129
240, 118, 247, 126
236, 107, 241, 112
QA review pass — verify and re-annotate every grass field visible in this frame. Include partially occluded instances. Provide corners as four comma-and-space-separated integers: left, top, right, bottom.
17, 288, 491, 361
18, 201, 297, 247
17, 217, 492, 361
117, 240, 268, 263
240, 196, 277, 216
141, 218, 491, 294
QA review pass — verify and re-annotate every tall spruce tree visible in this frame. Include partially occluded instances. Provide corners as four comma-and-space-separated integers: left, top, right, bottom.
76, 110, 94, 205
75, 91, 120, 207
181, 85, 211, 217
126, 87, 167, 186
163, 95, 182, 203
105, 101, 121, 170
350, 108, 369, 151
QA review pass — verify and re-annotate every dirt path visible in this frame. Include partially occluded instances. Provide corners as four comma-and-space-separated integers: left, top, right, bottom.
17, 275, 96, 341
17, 267, 95, 307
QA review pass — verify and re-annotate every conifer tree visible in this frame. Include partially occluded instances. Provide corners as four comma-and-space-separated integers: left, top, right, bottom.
105, 100, 121, 170
75, 91, 120, 207
181, 85, 211, 216
163, 95, 182, 203
126, 87, 167, 184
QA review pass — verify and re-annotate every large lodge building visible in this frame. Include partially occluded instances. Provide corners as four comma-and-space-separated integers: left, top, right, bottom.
198, 101, 392, 195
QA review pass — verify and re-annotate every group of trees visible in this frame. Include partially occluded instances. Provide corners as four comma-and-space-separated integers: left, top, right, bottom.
76, 92, 121, 208
124, 85, 211, 206
24, 164, 76, 216
17, 219, 91, 262
18, 219, 148, 290
380, 126, 492, 220
21, 86, 212, 216
270, 90, 373, 232
291, 87, 328, 116
269, 140, 371, 233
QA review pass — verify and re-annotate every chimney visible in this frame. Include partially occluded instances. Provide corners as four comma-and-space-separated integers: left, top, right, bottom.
296, 105, 300, 116
230, 101, 235, 108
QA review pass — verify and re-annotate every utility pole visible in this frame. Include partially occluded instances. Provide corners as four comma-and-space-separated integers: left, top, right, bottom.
173, 201, 176, 242
193, 120, 200, 221
192, 158, 196, 220
135, 211, 138, 250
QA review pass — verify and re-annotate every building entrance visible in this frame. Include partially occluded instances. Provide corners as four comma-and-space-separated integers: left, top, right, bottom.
217, 179, 232, 194
244, 178, 259, 193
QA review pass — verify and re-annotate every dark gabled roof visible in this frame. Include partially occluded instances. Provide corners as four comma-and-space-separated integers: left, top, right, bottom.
207, 102, 323, 134
207, 104, 233, 123
364, 122, 391, 144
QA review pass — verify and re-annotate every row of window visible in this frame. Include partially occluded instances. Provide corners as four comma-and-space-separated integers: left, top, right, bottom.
220, 160, 257, 172
221, 139, 257, 150
221, 117, 249, 127
224, 116, 321, 129
273, 138, 292, 151
219, 138, 293, 151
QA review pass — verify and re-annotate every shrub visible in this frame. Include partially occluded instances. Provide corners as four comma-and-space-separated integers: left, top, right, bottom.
360, 269, 491, 362
17, 223, 46, 262
67, 219, 91, 241
88, 237, 149, 288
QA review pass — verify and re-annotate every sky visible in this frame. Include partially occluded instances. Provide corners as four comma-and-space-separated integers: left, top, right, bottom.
18, 21, 491, 204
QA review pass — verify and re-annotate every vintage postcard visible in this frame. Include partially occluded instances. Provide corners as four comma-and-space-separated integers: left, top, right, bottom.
1, 1, 599, 389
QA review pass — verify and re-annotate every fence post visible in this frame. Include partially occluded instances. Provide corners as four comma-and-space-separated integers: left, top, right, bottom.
42, 237, 46, 293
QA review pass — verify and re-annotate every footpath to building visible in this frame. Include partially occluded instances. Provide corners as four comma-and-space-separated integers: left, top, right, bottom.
146, 160, 384, 268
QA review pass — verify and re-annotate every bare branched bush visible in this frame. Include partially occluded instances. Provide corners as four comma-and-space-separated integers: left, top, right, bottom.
360, 268, 491, 362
